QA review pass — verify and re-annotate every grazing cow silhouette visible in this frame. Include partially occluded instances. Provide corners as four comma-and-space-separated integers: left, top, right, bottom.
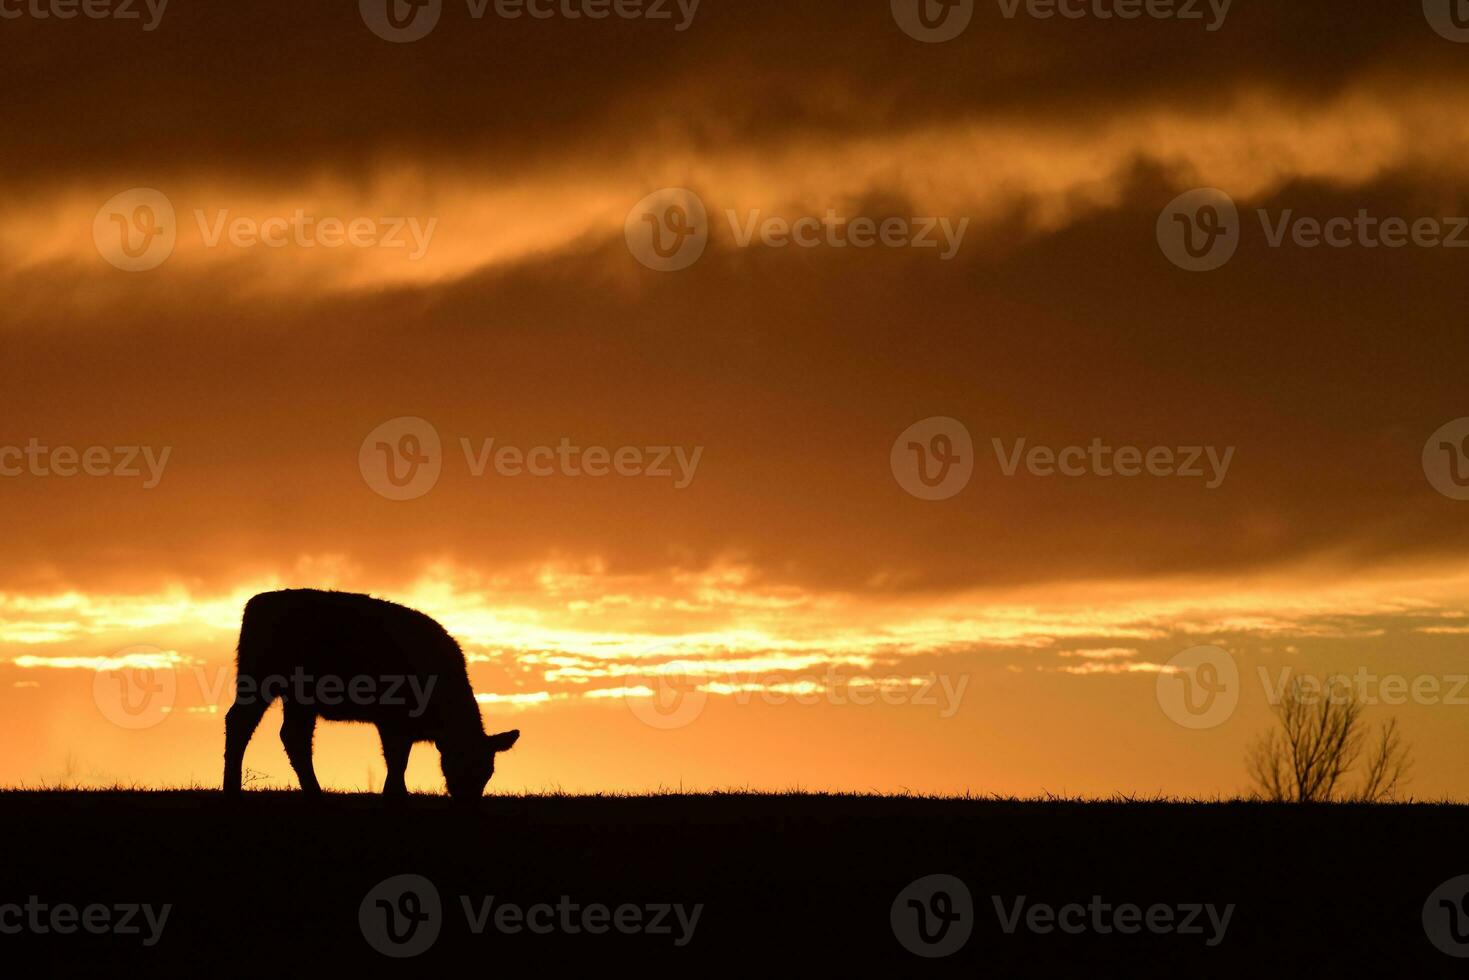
222, 589, 519, 802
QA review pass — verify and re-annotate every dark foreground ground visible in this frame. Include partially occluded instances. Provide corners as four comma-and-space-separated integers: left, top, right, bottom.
1, 790, 1465, 974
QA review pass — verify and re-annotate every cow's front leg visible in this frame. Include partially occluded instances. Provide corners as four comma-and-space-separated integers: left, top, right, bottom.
379, 729, 412, 800
280, 706, 322, 795
222, 691, 268, 795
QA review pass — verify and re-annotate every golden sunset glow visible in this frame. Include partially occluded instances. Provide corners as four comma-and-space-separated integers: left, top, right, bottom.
6, 558, 1469, 795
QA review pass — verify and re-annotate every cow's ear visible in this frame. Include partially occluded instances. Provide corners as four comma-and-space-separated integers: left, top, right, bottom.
487, 729, 520, 752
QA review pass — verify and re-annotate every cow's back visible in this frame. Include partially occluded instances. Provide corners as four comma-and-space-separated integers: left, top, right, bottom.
236, 589, 473, 725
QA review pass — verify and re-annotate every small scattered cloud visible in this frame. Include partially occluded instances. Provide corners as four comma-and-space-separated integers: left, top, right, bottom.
1058, 648, 1139, 660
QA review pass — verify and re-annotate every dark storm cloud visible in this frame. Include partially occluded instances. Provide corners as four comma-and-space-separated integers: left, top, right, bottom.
0, 0, 1461, 185
4, 160, 1469, 594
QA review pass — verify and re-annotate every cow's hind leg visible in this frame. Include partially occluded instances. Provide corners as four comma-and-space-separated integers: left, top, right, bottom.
280, 704, 322, 796
223, 675, 270, 794
379, 728, 412, 800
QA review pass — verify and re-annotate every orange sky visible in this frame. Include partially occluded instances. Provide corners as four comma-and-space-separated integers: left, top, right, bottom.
4, 1, 1469, 797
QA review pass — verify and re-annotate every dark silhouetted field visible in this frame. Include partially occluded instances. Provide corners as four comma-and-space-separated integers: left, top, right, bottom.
1, 790, 1462, 974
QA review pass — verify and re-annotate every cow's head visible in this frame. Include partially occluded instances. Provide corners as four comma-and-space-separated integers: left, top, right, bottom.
443, 729, 520, 802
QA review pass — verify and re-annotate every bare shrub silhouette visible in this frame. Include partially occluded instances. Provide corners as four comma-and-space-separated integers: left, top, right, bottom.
222, 589, 520, 803
1247, 675, 1411, 802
